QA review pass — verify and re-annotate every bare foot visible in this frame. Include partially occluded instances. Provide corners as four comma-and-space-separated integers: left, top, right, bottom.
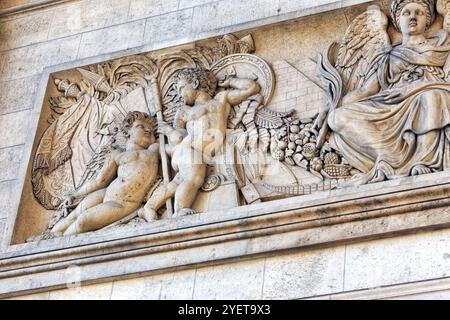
173, 208, 197, 218
411, 164, 432, 176
140, 207, 159, 222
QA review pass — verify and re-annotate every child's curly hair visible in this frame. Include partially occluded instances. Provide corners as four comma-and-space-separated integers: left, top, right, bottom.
121, 111, 156, 136
175, 68, 218, 97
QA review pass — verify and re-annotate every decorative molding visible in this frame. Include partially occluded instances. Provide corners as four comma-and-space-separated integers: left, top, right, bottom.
0, 0, 73, 17
2, 172, 450, 298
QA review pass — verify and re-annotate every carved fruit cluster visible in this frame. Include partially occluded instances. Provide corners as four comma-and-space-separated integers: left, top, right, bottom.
271, 115, 352, 179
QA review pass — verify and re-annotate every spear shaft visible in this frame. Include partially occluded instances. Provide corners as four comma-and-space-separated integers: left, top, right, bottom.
146, 76, 174, 216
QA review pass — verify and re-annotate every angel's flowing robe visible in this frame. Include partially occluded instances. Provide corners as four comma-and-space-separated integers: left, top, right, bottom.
328, 40, 450, 183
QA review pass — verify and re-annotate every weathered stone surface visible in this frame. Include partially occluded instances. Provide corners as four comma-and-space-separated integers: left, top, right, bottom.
0, 76, 39, 115
0, 110, 33, 149
47, 0, 130, 40
0, 0, 48, 10
6, 291, 50, 300
193, 259, 265, 300
263, 247, 345, 299
191, 0, 280, 34
77, 20, 145, 59
0, 180, 19, 219
0, 12, 52, 51
144, 8, 193, 44
111, 269, 196, 300
279, 0, 341, 15
128, 0, 179, 21
49, 282, 113, 300
0, 36, 81, 81
344, 229, 450, 291
389, 290, 450, 300
179, 0, 214, 9
0, 145, 23, 182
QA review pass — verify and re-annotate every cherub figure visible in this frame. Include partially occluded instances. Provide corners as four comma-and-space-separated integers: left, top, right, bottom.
142, 68, 260, 220
50, 111, 160, 236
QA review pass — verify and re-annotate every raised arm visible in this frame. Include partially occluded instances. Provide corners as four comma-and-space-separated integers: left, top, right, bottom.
220, 77, 261, 106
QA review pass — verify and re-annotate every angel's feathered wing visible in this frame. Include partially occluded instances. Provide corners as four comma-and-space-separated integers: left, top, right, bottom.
335, 6, 391, 94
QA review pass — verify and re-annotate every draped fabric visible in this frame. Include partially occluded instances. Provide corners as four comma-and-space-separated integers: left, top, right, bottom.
32, 94, 113, 209
328, 40, 450, 184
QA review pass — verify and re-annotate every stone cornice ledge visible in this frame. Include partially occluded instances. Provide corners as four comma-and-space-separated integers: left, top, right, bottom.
1, 173, 450, 298
0, 0, 72, 17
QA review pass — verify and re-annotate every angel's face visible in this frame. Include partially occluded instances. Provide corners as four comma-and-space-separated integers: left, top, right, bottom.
399, 3, 428, 36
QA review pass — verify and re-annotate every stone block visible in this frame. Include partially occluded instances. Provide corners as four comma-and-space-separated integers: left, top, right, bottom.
0, 180, 19, 219
7, 291, 50, 300
49, 282, 113, 300
193, 259, 265, 300
191, 0, 279, 34
0, 76, 39, 115
344, 229, 450, 291
0, 0, 38, 10
128, 0, 180, 21
0, 11, 52, 51
111, 269, 196, 300
262, 247, 345, 299
47, 0, 131, 40
279, 0, 341, 15
144, 8, 193, 45
0, 36, 81, 81
388, 290, 450, 300
0, 145, 23, 182
179, 0, 214, 9
77, 20, 146, 59
0, 110, 34, 149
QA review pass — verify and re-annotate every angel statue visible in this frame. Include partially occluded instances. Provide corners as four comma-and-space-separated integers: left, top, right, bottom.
141, 68, 260, 220
48, 111, 160, 236
317, 0, 450, 185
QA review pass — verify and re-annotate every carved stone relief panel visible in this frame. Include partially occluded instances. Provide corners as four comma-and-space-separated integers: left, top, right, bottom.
11, 0, 450, 244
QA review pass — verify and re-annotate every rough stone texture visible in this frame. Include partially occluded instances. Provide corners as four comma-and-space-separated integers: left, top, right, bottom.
49, 282, 113, 300
0, 110, 34, 149
143, 8, 193, 44
0, 180, 19, 220
111, 270, 196, 300
193, 260, 265, 300
0, 145, 23, 182
263, 247, 345, 299
47, 0, 130, 40
0, 11, 53, 51
191, 0, 279, 34
0, 76, 39, 115
0, 35, 81, 81
77, 20, 146, 59
344, 229, 450, 291
128, 0, 179, 21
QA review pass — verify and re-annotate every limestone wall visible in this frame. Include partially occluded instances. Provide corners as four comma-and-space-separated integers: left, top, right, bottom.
3, 0, 450, 300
